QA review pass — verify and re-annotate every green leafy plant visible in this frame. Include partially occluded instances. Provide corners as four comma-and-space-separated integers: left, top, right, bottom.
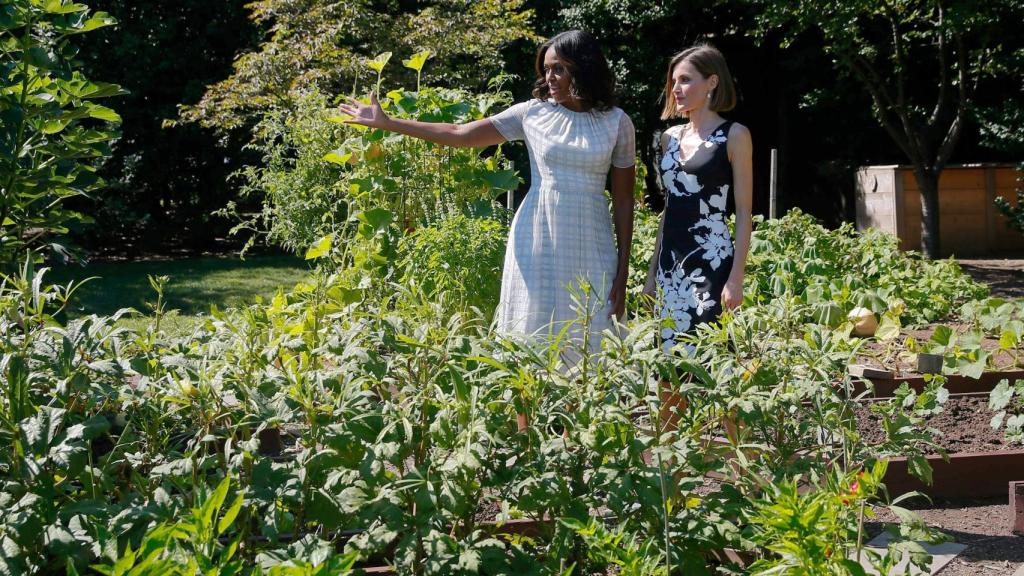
224, 73, 518, 259
396, 212, 507, 319
990, 379, 1024, 445
744, 210, 988, 325
0, 212, 965, 574
0, 0, 125, 265
748, 462, 947, 575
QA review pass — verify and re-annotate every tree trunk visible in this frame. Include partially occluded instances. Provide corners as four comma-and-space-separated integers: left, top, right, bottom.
913, 167, 942, 259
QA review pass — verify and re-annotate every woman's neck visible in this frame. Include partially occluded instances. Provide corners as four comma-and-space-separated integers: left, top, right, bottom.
559, 96, 585, 112
686, 107, 722, 137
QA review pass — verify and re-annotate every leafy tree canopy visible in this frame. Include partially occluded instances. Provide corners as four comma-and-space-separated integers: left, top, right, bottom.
0, 0, 125, 265
180, 0, 538, 132
749, 0, 1024, 257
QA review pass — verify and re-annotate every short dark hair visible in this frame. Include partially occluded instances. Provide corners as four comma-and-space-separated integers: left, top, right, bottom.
661, 43, 737, 119
532, 30, 616, 112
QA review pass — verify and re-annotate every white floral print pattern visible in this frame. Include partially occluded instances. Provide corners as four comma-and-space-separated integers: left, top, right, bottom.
655, 122, 735, 353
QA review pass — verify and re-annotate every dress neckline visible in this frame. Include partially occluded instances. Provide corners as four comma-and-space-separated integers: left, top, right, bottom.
545, 98, 612, 116
668, 119, 731, 164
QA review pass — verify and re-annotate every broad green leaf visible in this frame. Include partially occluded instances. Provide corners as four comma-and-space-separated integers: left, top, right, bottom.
87, 104, 121, 122
22, 405, 66, 453
366, 51, 392, 73
1000, 329, 1018, 350
42, 119, 70, 134
322, 151, 352, 165
457, 548, 480, 572
995, 377, 1019, 407
1007, 414, 1024, 432
76, 12, 116, 33
906, 455, 933, 485
930, 325, 952, 347
201, 476, 231, 527
217, 493, 244, 535
991, 411, 1006, 430
355, 207, 393, 232
304, 234, 333, 260
402, 50, 431, 73
482, 169, 520, 191
43, 1, 88, 14
876, 311, 901, 341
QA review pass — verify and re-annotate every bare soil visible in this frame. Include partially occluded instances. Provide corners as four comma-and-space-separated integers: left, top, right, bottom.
885, 259, 1024, 574
871, 497, 1024, 575
961, 259, 1024, 300
856, 394, 1011, 454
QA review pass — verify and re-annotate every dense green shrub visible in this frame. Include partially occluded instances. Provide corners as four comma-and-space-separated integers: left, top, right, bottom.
0, 257, 946, 574
222, 59, 519, 256
627, 206, 660, 315
0, 0, 124, 265
745, 209, 988, 325
397, 212, 508, 319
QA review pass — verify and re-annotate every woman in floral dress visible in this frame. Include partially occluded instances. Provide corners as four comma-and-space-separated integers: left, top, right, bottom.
340, 31, 635, 346
643, 44, 752, 354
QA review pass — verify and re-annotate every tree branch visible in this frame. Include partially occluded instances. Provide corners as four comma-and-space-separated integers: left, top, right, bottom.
928, 2, 950, 128
883, 0, 909, 114
844, 51, 922, 165
934, 31, 970, 170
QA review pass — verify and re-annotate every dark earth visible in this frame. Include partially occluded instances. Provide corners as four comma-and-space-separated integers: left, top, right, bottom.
856, 394, 1010, 454
874, 259, 1024, 574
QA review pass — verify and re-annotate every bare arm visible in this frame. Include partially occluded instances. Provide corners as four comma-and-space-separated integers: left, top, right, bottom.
722, 123, 753, 310
337, 93, 506, 148
608, 164, 635, 319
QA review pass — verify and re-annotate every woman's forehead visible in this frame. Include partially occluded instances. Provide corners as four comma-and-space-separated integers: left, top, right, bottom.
673, 59, 702, 79
543, 48, 563, 64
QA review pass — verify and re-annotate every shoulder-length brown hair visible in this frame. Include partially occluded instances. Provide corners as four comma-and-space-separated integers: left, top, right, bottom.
532, 30, 616, 112
661, 44, 736, 120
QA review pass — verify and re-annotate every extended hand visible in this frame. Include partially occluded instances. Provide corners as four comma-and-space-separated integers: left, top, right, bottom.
337, 93, 390, 129
721, 277, 743, 310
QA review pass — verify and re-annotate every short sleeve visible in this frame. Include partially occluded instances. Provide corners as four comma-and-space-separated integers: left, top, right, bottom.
611, 111, 636, 168
489, 101, 530, 142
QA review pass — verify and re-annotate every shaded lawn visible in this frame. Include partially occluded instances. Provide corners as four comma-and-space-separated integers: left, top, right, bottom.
47, 255, 311, 321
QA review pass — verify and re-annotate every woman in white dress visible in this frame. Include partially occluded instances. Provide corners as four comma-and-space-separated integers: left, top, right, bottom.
339, 30, 636, 344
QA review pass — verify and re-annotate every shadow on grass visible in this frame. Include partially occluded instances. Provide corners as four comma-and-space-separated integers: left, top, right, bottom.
46, 255, 312, 318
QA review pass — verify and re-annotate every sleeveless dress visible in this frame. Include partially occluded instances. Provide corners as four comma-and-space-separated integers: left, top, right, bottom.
655, 121, 735, 350
488, 99, 636, 344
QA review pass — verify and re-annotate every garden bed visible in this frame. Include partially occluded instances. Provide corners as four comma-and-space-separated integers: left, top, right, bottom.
857, 394, 1009, 454
854, 393, 1024, 498
851, 323, 1024, 396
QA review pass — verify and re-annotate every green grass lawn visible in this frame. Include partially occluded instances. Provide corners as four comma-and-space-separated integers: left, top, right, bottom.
46, 255, 311, 336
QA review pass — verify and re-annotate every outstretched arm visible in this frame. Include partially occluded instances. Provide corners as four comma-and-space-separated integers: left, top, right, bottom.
337, 93, 506, 148
722, 123, 753, 310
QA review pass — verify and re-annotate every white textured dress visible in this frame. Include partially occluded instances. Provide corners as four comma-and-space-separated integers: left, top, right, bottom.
489, 99, 636, 343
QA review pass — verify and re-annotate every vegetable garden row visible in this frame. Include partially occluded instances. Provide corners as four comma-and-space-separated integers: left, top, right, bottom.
4, 52, 1023, 576
5, 207, 1023, 575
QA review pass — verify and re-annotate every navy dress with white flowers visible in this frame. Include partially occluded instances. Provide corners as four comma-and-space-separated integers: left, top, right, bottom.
655, 121, 735, 350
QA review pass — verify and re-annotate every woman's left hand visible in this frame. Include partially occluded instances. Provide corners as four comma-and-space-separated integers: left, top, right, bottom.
721, 277, 743, 310
608, 275, 628, 320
